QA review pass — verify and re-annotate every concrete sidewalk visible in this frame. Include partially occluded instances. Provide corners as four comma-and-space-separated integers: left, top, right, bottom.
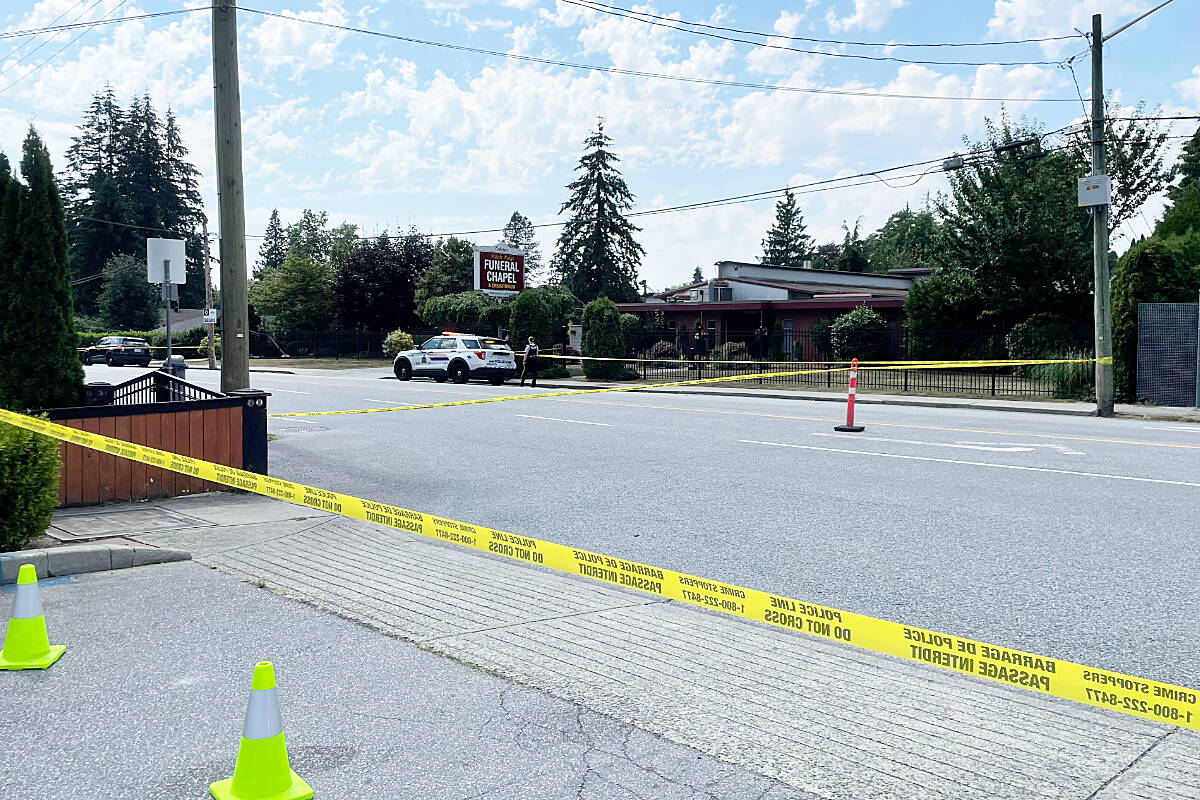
37, 492, 1197, 800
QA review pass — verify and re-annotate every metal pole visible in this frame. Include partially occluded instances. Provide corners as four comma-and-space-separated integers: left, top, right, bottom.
163, 259, 172, 362
1195, 290, 1200, 409
1091, 13, 1114, 416
213, 0, 250, 391
202, 219, 217, 370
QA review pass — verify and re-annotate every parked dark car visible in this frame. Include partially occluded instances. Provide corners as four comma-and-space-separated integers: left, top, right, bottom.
82, 336, 154, 367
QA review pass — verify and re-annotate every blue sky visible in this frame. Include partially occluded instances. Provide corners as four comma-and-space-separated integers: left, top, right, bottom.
2, 0, 1198, 290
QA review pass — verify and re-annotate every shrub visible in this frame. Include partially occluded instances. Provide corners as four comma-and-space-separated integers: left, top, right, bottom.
648, 340, 678, 365
383, 329, 415, 359
830, 305, 889, 360
581, 297, 628, 379
1031, 350, 1095, 400
1005, 313, 1080, 361
619, 313, 640, 332
903, 270, 987, 359
711, 341, 750, 362
0, 423, 60, 551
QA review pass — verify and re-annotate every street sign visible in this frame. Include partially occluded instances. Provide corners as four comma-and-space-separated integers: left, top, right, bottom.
146, 238, 187, 283
474, 244, 525, 297
203, 308, 218, 324
1078, 175, 1111, 207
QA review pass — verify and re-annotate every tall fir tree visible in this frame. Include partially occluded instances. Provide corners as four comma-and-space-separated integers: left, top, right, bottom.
501, 211, 544, 284
256, 208, 288, 278
551, 121, 644, 303
0, 129, 84, 410
62, 89, 207, 311
760, 189, 812, 267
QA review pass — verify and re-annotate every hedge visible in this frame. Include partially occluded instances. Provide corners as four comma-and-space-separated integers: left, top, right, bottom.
0, 422, 60, 551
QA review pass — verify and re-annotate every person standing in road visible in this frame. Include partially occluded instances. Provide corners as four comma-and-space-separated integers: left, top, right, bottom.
521, 336, 540, 387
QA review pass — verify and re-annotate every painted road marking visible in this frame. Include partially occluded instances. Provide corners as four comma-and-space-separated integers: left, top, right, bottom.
516, 414, 613, 427
956, 441, 1085, 455
555, 398, 1200, 451
363, 399, 398, 404
739, 440, 1200, 488
270, 417, 320, 425
1145, 425, 1200, 433
811, 433, 1034, 453
264, 388, 311, 395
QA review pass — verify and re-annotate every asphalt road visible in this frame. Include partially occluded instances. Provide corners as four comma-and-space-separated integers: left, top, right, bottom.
84, 364, 1200, 691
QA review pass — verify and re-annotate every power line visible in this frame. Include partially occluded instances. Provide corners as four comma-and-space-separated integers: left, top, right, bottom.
561, 0, 1069, 67
556, 0, 1079, 48
0, 0, 131, 94
0, 0, 86, 63
0, 8, 204, 42
235, 7, 1086, 104
0, 0, 105, 77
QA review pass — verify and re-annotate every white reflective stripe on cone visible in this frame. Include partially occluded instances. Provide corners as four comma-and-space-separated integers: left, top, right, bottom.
242, 687, 285, 740
11, 582, 43, 620
848, 388, 856, 396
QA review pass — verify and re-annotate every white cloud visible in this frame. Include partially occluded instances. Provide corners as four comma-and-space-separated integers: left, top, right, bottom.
246, 0, 349, 80
826, 0, 907, 33
987, 0, 1152, 55
1177, 65, 1200, 105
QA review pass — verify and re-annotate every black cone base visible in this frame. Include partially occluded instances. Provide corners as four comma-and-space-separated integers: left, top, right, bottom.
834, 425, 865, 432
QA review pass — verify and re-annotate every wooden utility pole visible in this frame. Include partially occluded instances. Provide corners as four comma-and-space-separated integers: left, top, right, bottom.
201, 218, 217, 370
212, 0, 250, 391
1090, 13, 1114, 416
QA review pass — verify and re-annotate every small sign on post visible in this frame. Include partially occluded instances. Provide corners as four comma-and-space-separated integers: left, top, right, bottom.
202, 308, 218, 325
146, 238, 187, 284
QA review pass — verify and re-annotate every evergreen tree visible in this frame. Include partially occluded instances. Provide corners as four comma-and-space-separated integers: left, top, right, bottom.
692, 267, 703, 282
98, 253, 160, 330
62, 89, 207, 311
760, 189, 812, 267
501, 211, 544, 284
551, 121, 644, 303
334, 230, 430, 331
835, 220, 870, 272
1170, 125, 1200, 202
0, 129, 84, 410
256, 209, 287, 278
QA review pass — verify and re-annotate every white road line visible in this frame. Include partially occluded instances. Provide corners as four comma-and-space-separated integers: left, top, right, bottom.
1145, 425, 1200, 433
739, 440, 1200, 488
516, 414, 613, 427
271, 417, 320, 425
956, 441, 1085, 455
264, 388, 311, 395
811, 432, 1034, 453
363, 399, 398, 404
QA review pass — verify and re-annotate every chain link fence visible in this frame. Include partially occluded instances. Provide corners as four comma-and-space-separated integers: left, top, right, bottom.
1137, 302, 1200, 407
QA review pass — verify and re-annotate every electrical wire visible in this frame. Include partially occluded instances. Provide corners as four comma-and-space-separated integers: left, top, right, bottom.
561, 0, 1068, 67
0, 0, 131, 94
555, 0, 1080, 48
0, 7, 203, 41
0, 0, 86, 64
234, 6, 1087, 104
0, 0, 105, 77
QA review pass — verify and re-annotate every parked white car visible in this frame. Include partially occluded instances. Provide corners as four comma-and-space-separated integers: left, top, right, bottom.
393, 334, 517, 385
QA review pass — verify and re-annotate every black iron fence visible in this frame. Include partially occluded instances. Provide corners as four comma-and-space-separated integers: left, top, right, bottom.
249, 328, 499, 360
92, 370, 227, 405
615, 328, 1075, 397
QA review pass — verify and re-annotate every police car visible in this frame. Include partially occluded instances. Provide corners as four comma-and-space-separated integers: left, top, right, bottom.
393, 333, 517, 385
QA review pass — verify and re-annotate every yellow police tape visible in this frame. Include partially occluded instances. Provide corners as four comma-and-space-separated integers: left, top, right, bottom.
1, 403, 1194, 731
270, 357, 1109, 419
538, 353, 1109, 367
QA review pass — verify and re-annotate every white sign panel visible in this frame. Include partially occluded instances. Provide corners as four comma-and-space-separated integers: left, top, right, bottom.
202, 308, 218, 324
1077, 175, 1111, 207
473, 244, 525, 298
146, 238, 187, 284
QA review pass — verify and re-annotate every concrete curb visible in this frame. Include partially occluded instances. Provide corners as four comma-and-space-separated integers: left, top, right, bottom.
0, 545, 192, 584
529, 381, 1098, 417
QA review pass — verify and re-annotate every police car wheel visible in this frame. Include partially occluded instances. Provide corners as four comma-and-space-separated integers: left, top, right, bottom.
394, 359, 412, 381
449, 363, 469, 384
